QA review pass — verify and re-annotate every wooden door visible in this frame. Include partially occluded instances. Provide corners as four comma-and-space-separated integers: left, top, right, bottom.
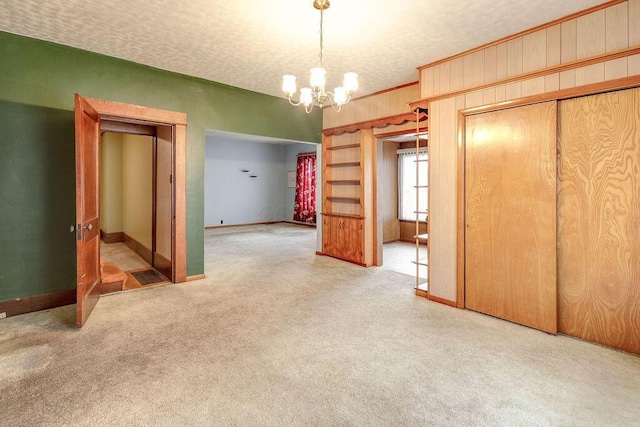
75, 94, 101, 327
465, 101, 557, 334
154, 125, 173, 280
558, 88, 640, 354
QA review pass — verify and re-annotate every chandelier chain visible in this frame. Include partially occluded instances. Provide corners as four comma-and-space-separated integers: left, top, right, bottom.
319, 9, 324, 66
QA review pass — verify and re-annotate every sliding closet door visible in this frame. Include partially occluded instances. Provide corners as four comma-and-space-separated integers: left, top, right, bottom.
558, 88, 640, 354
465, 101, 557, 334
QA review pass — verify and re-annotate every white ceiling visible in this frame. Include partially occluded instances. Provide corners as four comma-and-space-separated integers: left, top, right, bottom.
1, 0, 607, 99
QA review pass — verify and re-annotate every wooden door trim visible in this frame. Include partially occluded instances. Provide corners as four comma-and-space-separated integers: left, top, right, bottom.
86, 96, 187, 283
85, 97, 187, 126
455, 75, 640, 309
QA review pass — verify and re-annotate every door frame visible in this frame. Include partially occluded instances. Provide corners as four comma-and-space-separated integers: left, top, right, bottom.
85, 96, 187, 283
455, 75, 640, 309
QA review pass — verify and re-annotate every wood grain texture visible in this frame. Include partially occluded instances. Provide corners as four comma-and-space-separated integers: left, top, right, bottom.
577, 9, 606, 59
464, 50, 485, 88
558, 87, 640, 355
465, 101, 558, 334
522, 29, 547, 73
606, 2, 629, 52
427, 97, 458, 302
630, 0, 640, 46
561, 19, 578, 63
75, 94, 102, 327
382, 141, 400, 242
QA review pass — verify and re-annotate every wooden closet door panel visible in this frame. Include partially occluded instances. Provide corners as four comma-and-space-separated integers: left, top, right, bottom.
465, 101, 557, 334
558, 88, 640, 355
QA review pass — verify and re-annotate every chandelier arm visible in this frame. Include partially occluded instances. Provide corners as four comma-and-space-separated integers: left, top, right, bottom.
305, 104, 315, 113
325, 92, 341, 113
287, 97, 304, 107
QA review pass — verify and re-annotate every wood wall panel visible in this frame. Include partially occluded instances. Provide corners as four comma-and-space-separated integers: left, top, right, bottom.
631, 0, 640, 46
630, 53, 640, 74
495, 85, 506, 102
577, 10, 606, 59
323, 83, 418, 130
561, 20, 578, 63
559, 70, 576, 90
482, 88, 496, 105
547, 24, 562, 67
450, 57, 465, 91
465, 90, 483, 109
382, 141, 399, 243
507, 38, 524, 77
522, 29, 547, 73
521, 76, 545, 97
545, 73, 560, 92
558, 87, 640, 355
496, 42, 508, 80
484, 45, 498, 83
422, 67, 435, 98
505, 82, 522, 100
440, 61, 451, 95
399, 221, 427, 243
427, 97, 458, 302
575, 63, 605, 86
464, 50, 485, 88
605, 57, 629, 80
606, 2, 629, 51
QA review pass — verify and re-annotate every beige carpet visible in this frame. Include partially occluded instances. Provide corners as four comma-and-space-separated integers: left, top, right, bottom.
1, 223, 639, 426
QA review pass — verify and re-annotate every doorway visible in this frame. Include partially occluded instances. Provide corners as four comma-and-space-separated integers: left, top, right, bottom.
75, 95, 187, 327
99, 127, 173, 288
375, 131, 428, 280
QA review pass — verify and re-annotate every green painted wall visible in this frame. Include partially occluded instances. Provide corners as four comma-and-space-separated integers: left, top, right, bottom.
0, 101, 76, 300
0, 31, 322, 301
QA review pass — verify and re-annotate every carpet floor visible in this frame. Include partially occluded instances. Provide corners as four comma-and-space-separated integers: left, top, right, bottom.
0, 223, 638, 426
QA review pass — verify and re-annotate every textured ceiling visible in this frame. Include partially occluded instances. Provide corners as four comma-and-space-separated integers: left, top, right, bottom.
1, 0, 607, 99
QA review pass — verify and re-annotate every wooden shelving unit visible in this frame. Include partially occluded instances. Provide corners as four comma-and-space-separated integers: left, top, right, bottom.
321, 131, 370, 266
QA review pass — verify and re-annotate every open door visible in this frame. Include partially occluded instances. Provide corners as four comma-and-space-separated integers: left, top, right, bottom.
75, 94, 101, 327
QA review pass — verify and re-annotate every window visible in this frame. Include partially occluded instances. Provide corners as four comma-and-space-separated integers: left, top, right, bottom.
398, 148, 428, 222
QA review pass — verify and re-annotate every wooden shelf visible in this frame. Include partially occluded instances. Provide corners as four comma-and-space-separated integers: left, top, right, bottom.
414, 185, 429, 189
322, 213, 365, 219
327, 197, 360, 203
326, 161, 361, 167
326, 143, 360, 151
414, 211, 428, 214
326, 180, 361, 185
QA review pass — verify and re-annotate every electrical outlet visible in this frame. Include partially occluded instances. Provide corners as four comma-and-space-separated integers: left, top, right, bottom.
0, 312, 6, 319
257, 216, 261, 221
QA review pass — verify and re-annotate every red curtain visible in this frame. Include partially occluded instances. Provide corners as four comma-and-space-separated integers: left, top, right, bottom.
293, 152, 317, 224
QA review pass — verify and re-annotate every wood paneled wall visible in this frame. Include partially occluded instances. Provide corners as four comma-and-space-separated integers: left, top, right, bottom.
420, 0, 640, 104
381, 141, 400, 243
323, 83, 419, 130
423, 0, 640, 304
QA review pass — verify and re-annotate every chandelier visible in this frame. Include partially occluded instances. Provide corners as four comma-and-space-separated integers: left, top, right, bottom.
282, 0, 358, 113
